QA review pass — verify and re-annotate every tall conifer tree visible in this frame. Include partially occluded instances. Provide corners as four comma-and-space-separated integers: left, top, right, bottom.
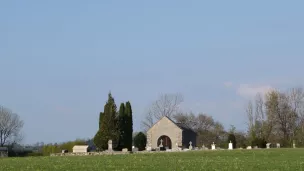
125, 101, 133, 151
94, 92, 119, 150
99, 112, 103, 129
117, 103, 126, 150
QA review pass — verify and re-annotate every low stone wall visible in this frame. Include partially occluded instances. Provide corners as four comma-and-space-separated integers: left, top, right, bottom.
52, 147, 268, 157
50, 151, 131, 157
50, 149, 193, 157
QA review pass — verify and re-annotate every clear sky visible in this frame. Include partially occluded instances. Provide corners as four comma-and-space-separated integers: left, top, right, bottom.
1, 0, 303, 144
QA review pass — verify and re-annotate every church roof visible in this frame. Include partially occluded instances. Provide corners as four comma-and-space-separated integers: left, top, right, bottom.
164, 116, 196, 133
147, 116, 196, 133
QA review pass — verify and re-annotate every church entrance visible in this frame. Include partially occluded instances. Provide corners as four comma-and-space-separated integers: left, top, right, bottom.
157, 135, 172, 149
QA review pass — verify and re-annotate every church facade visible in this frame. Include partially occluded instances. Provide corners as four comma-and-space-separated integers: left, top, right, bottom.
146, 116, 197, 149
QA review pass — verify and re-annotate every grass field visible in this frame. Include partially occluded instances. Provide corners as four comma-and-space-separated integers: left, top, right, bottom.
1, 149, 304, 171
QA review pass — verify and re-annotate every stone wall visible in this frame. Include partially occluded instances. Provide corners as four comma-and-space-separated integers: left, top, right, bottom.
50, 150, 190, 157
51, 151, 131, 157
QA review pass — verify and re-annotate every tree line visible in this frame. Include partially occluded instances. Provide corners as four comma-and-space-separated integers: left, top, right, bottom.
2, 87, 304, 157
141, 89, 304, 148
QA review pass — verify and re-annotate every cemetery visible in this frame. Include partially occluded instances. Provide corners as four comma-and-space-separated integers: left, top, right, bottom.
1, 93, 303, 171
49, 116, 297, 157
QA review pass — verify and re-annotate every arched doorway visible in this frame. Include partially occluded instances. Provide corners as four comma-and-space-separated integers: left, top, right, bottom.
157, 135, 172, 149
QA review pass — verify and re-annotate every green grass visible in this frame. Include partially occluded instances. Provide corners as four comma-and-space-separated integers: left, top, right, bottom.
1, 149, 304, 171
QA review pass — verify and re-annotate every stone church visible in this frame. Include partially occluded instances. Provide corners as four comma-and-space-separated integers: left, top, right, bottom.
146, 116, 197, 149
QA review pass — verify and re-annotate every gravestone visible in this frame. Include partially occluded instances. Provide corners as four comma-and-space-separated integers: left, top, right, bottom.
108, 140, 113, 151
72, 145, 89, 153
132, 147, 138, 152
202, 144, 206, 150
159, 139, 163, 148
146, 146, 152, 151
122, 148, 128, 152
293, 140, 296, 148
211, 142, 216, 150
246, 146, 252, 149
228, 141, 233, 150
266, 143, 271, 149
189, 141, 193, 150
276, 143, 280, 148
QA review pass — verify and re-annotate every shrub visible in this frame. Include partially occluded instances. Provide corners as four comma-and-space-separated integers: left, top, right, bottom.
251, 138, 267, 148
133, 132, 146, 151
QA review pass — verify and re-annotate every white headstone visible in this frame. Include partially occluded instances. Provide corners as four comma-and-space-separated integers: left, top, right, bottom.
189, 141, 193, 150
108, 140, 113, 151
266, 143, 271, 149
211, 142, 216, 150
246, 146, 252, 149
276, 143, 280, 148
293, 143, 296, 148
146, 146, 152, 151
228, 141, 233, 150
159, 139, 163, 147
132, 147, 138, 152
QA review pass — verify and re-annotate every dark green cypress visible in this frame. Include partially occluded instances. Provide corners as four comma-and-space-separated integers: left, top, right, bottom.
117, 103, 126, 150
125, 101, 133, 151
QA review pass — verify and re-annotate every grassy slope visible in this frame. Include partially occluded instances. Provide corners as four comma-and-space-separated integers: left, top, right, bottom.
1, 149, 304, 171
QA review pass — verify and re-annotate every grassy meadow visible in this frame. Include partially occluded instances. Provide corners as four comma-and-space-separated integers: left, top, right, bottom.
1, 149, 304, 171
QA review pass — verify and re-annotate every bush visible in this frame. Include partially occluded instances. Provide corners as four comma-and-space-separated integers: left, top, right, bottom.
133, 132, 146, 151
251, 138, 267, 148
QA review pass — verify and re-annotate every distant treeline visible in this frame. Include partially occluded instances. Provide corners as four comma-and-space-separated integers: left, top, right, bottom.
4, 139, 89, 157
41, 139, 88, 156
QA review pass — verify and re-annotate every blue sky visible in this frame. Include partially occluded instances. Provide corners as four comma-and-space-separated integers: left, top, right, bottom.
1, 0, 303, 144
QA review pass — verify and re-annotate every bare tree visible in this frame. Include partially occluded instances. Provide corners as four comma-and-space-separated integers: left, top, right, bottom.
246, 100, 255, 140
173, 112, 226, 146
141, 93, 183, 131
173, 112, 214, 132
286, 87, 304, 141
245, 87, 304, 146
141, 110, 154, 132
0, 105, 24, 146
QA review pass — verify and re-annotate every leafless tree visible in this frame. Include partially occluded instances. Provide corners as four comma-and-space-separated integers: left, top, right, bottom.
246, 100, 255, 140
173, 112, 226, 146
141, 110, 154, 132
286, 87, 304, 140
141, 93, 183, 131
245, 87, 304, 146
0, 105, 24, 146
